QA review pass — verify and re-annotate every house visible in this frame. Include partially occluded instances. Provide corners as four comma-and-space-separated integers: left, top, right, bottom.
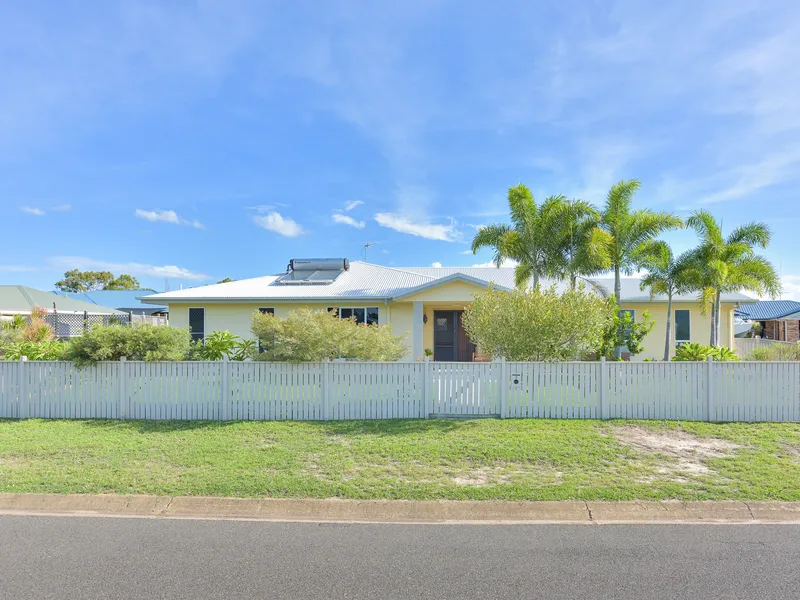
735, 300, 800, 342
49, 289, 168, 316
140, 258, 754, 361
0, 285, 126, 337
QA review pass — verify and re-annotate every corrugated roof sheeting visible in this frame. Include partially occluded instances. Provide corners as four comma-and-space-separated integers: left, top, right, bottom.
735, 300, 800, 320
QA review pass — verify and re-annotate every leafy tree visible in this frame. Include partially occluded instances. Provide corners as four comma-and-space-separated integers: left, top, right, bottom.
471, 185, 591, 289
66, 323, 191, 366
55, 269, 140, 292
217, 278, 235, 284
251, 308, 406, 362
461, 285, 614, 361
589, 180, 683, 306
106, 274, 140, 290
638, 241, 694, 361
684, 210, 780, 345
595, 310, 655, 360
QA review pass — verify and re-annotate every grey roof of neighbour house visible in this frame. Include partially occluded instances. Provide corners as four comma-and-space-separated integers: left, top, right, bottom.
735, 300, 800, 320
0, 286, 126, 315
139, 262, 756, 305
601, 278, 755, 304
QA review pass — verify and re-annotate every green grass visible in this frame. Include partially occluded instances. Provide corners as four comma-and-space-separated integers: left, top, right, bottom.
0, 418, 798, 501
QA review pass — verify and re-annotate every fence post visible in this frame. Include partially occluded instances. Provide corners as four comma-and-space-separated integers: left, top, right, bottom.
599, 357, 607, 420
498, 356, 507, 419
422, 356, 430, 419
322, 358, 331, 422
426, 356, 435, 418
221, 357, 230, 421
18, 356, 28, 419
118, 356, 127, 420
706, 356, 714, 422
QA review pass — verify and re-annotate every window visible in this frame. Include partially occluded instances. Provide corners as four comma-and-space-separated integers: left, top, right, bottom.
675, 309, 690, 344
257, 308, 274, 353
188, 308, 205, 343
326, 307, 379, 325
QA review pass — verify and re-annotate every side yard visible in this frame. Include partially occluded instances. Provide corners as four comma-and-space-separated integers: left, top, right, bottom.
0, 418, 798, 501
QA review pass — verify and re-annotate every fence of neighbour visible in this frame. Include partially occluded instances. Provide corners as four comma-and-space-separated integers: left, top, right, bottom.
0, 358, 798, 423
43, 312, 169, 339
734, 337, 795, 357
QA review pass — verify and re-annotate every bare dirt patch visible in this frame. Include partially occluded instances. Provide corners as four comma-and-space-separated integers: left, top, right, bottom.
451, 464, 564, 487
614, 426, 741, 482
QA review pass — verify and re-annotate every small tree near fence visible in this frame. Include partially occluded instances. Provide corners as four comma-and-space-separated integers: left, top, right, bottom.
462, 285, 615, 361
66, 323, 191, 366
251, 308, 407, 362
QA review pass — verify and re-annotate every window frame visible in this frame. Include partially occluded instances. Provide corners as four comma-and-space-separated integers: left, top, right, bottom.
674, 309, 691, 345
188, 307, 205, 343
326, 306, 380, 326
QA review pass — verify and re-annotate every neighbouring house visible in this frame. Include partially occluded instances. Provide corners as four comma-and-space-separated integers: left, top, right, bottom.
49, 289, 168, 316
140, 258, 755, 361
0, 285, 126, 337
735, 300, 800, 342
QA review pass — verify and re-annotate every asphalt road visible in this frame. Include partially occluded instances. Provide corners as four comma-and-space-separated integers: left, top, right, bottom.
1, 516, 799, 599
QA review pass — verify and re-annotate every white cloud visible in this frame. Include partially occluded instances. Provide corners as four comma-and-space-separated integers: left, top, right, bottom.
471, 259, 518, 268
344, 200, 363, 211
253, 212, 305, 237
0, 265, 36, 272
431, 261, 443, 268
332, 213, 366, 229
21, 206, 45, 216
135, 209, 204, 229
459, 249, 474, 255
49, 256, 209, 281
779, 275, 800, 301
374, 213, 459, 242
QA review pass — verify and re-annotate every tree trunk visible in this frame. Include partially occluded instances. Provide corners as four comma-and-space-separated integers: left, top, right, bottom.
664, 293, 672, 362
614, 264, 623, 359
714, 291, 722, 348
532, 271, 539, 290
709, 292, 717, 346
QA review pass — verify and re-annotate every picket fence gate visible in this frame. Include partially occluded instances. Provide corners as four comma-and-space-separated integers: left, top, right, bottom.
0, 357, 799, 423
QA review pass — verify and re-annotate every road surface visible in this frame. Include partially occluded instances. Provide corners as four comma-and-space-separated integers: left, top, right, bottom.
0, 516, 798, 599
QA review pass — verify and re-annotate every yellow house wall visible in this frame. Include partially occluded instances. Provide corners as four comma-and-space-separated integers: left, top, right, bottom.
400, 280, 486, 303
620, 302, 736, 361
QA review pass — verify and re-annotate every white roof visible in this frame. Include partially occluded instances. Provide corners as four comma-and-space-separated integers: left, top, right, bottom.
140, 262, 755, 304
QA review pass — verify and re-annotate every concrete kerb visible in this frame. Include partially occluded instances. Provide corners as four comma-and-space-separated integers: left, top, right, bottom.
0, 494, 798, 524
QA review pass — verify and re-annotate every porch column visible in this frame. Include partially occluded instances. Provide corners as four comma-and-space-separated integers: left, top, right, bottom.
412, 301, 424, 361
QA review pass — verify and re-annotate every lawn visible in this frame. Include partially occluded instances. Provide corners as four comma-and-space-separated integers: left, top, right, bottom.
0, 418, 798, 501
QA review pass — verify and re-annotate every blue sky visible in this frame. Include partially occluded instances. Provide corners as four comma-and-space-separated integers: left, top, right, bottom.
2, 1, 800, 298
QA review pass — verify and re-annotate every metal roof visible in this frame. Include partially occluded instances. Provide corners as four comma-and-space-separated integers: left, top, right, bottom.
0, 286, 125, 315
140, 262, 757, 304
735, 300, 800, 320
49, 289, 167, 312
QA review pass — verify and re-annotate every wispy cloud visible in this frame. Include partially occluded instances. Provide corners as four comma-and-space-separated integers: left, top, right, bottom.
0, 265, 36, 272
332, 212, 365, 229
20, 206, 45, 216
459, 249, 474, 255
472, 259, 518, 268
344, 200, 363, 212
253, 212, 305, 237
49, 256, 209, 281
374, 213, 459, 242
246, 203, 289, 213
779, 275, 800, 301
135, 209, 204, 229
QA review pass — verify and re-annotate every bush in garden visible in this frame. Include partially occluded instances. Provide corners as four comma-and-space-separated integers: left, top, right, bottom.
1, 340, 68, 361
66, 323, 191, 366
250, 308, 407, 362
746, 343, 800, 361
186, 331, 258, 361
672, 342, 739, 361
462, 285, 616, 362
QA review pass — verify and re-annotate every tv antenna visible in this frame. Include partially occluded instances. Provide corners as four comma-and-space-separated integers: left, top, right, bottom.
362, 242, 378, 262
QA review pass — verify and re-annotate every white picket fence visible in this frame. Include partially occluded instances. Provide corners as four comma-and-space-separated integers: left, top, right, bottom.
734, 338, 795, 357
0, 358, 799, 423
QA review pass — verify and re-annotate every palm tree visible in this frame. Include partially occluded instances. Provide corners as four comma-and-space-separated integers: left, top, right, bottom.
471, 185, 581, 289
590, 180, 684, 306
638, 242, 693, 361
684, 210, 780, 346
555, 201, 606, 289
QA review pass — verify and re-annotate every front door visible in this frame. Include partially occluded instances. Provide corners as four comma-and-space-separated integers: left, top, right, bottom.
433, 311, 476, 361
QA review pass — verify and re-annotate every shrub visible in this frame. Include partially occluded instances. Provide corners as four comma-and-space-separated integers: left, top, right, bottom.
462, 285, 614, 362
673, 343, 739, 361
66, 323, 191, 366
1, 340, 68, 361
251, 308, 407, 362
187, 331, 258, 361
595, 309, 655, 360
746, 343, 800, 361
746, 346, 775, 361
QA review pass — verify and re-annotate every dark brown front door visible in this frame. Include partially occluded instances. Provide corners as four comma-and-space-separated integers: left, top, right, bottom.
433, 310, 475, 362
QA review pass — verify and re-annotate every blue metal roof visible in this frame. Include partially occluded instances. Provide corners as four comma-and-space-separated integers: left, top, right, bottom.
735, 300, 800, 320
49, 289, 168, 312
